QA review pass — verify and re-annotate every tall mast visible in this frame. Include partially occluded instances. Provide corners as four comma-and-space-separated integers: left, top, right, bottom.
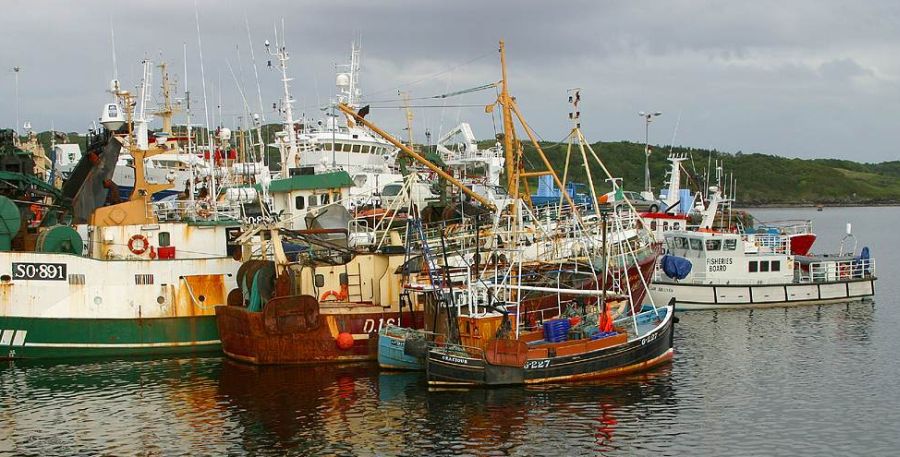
498, 41, 517, 200
183, 43, 195, 202
348, 40, 361, 108
245, 17, 266, 163
155, 62, 179, 134
269, 27, 299, 178
400, 91, 414, 150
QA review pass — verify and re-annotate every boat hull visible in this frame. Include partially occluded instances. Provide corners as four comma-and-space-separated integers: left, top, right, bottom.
216, 297, 424, 365
648, 278, 875, 310
0, 315, 219, 359
377, 331, 425, 370
426, 306, 675, 386
0, 251, 238, 360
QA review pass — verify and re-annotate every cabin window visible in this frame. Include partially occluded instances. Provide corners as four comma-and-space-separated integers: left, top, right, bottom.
364, 145, 372, 154
321, 193, 330, 205
383, 184, 403, 197
760, 261, 770, 272
662, 221, 668, 230
158, 232, 171, 247
351, 144, 361, 153
689, 238, 703, 251
315, 274, 325, 287
295, 196, 305, 210
705, 239, 722, 251
308, 195, 317, 207
749, 261, 758, 273
650, 220, 657, 230
771, 260, 781, 272
342, 143, 351, 152
673, 237, 688, 249
333, 192, 341, 202
724, 239, 737, 251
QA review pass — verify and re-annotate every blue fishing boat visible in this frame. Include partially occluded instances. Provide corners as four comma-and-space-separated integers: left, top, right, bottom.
378, 325, 435, 370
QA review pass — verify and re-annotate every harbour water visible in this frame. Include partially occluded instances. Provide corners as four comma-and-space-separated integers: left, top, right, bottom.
2, 206, 898, 456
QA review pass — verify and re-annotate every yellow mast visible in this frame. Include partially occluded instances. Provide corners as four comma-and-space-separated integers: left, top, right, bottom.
400, 91, 415, 150
498, 41, 518, 200
91, 90, 173, 227
155, 62, 181, 135
496, 41, 580, 212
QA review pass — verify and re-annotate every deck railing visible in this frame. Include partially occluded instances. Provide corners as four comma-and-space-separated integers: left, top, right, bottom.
151, 200, 243, 223
795, 258, 875, 283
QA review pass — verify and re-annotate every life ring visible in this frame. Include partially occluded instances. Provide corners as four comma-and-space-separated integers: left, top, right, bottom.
320, 284, 349, 302
128, 234, 149, 255
839, 263, 849, 279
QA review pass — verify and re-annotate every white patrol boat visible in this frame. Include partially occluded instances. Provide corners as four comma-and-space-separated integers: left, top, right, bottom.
648, 229, 875, 310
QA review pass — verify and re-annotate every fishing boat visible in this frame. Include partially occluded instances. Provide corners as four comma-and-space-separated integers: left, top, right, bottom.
214, 224, 427, 364
377, 42, 673, 384
294, 41, 404, 207
647, 227, 875, 310
0, 79, 244, 359
638, 154, 818, 256
426, 301, 674, 386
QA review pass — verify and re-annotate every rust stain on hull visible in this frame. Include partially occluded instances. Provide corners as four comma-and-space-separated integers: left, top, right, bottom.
216, 295, 424, 365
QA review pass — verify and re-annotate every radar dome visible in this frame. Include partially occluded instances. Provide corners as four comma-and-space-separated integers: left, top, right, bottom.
100, 103, 125, 131
336, 73, 351, 88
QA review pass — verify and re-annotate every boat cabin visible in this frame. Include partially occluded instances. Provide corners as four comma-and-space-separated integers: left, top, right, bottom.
662, 230, 794, 285
268, 170, 354, 230
640, 212, 690, 240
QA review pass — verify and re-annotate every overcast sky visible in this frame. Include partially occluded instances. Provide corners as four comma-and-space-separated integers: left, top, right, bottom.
1, 0, 899, 162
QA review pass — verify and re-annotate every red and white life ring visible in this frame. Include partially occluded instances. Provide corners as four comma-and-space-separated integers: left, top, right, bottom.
128, 234, 150, 255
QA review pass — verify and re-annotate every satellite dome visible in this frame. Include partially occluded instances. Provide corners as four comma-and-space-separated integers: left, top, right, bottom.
336, 73, 351, 88
100, 103, 125, 131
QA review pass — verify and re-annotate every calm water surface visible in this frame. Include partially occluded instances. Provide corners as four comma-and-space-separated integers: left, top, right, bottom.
2, 207, 898, 456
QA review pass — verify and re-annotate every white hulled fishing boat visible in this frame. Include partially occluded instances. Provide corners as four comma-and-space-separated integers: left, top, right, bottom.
648, 228, 875, 310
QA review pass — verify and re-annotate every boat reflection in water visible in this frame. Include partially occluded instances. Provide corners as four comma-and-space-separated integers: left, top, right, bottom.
215, 358, 676, 455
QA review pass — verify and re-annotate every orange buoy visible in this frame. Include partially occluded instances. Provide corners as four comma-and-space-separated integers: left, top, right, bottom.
336, 332, 354, 350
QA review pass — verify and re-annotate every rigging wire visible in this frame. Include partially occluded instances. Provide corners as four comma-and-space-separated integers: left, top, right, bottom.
364, 51, 494, 98
362, 82, 498, 104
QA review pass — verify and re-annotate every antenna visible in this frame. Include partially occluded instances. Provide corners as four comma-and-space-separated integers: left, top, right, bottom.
245, 16, 267, 163
12, 66, 21, 136
267, 19, 299, 177
110, 16, 119, 81
194, 0, 216, 212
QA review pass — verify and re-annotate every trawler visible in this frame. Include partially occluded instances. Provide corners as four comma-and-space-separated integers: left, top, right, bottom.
375, 42, 673, 383
0, 79, 244, 359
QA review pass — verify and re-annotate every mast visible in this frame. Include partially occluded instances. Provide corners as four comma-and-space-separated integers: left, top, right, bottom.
184, 42, 195, 203
245, 17, 266, 163
268, 28, 299, 178
400, 91, 414, 150
155, 62, 180, 134
498, 41, 517, 201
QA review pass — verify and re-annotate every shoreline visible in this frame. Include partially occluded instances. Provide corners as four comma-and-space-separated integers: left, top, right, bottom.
735, 202, 900, 209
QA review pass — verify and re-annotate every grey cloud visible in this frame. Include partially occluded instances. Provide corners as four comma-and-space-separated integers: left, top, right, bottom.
0, 0, 898, 162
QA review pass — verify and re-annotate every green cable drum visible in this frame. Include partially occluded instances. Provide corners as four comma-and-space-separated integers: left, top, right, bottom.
36, 225, 83, 254
0, 196, 22, 251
